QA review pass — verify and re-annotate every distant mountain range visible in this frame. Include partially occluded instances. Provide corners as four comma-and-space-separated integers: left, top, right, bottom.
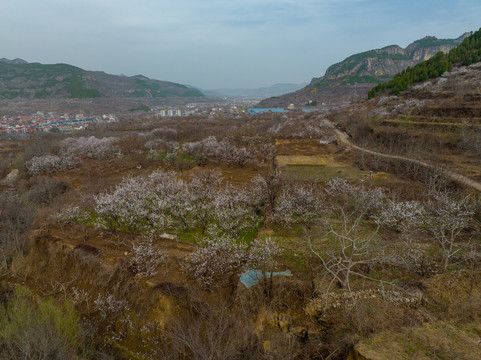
257, 32, 470, 109
203, 83, 308, 98
0, 59, 204, 107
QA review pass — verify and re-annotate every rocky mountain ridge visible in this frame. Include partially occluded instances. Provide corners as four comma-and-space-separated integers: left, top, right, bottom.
318, 33, 470, 83
257, 32, 470, 109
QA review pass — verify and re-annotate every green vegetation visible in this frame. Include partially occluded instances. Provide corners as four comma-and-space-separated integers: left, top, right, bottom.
0, 90, 21, 99
34, 88, 51, 99
65, 76, 102, 98
413, 36, 462, 48
0, 62, 103, 99
314, 74, 388, 88
369, 28, 481, 98
129, 104, 151, 112
132, 78, 204, 98
0, 287, 82, 359
0, 61, 204, 100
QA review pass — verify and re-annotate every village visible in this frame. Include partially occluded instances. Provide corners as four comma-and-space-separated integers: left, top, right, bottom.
0, 112, 118, 135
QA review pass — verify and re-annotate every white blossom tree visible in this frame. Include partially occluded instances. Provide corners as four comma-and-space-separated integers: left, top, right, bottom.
26, 155, 79, 175
182, 233, 248, 290
61, 136, 120, 159
427, 193, 474, 272
272, 184, 323, 228
375, 200, 426, 239
130, 236, 169, 277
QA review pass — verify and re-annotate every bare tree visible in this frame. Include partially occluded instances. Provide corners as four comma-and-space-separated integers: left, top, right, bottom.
310, 210, 386, 296
309, 179, 390, 296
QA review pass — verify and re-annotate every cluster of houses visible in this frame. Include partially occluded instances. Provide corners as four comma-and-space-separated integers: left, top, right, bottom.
0, 112, 118, 135
156, 109, 186, 117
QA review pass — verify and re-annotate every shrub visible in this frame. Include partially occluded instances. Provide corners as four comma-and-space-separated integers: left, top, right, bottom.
0, 287, 81, 360
0, 157, 9, 178
0, 196, 35, 269
24, 176, 69, 205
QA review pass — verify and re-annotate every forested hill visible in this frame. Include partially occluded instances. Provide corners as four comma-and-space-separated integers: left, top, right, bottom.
0, 60, 204, 101
368, 28, 481, 98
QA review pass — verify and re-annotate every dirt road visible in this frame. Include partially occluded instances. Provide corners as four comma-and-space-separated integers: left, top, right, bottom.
333, 127, 481, 192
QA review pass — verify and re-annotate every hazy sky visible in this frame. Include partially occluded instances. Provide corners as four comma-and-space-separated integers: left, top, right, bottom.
1, 0, 479, 89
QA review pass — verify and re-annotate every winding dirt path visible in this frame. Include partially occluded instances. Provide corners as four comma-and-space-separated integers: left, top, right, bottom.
333, 127, 481, 192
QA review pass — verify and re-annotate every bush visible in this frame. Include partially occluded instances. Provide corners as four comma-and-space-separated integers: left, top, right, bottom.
0, 157, 9, 178
0, 287, 82, 360
0, 196, 35, 268
24, 176, 69, 205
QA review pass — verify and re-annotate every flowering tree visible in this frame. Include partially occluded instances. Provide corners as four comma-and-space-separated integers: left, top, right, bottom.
144, 139, 179, 152
130, 236, 169, 277
269, 116, 337, 141
183, 170, 222, 233
94, 174, 171, 232
182, 233, 248, 290
182, 136, 221, 165
325, 178, 386, 221
150, 127, 178, 140
92, 170, 261, 237
212, 186, 261, 237
61, 136, 120, 159
183, 234, 282, 292
375, 200, 426, 239
272, 184, 323, 228
251, 170, 282, 217
426, 193, 474, 272
182, 136, 256, 167
26, 155, 79, 175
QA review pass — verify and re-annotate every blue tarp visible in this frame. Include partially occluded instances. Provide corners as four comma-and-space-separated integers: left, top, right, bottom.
240, 269, 293, 288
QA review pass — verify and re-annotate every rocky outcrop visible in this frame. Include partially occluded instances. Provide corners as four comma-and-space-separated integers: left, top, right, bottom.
321, 33, 470, 81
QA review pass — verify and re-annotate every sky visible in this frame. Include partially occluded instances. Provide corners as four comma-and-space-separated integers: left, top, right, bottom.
1, 0, 480, 89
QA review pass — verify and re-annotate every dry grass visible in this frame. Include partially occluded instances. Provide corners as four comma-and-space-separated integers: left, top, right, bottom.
180, 163, 267, 186
354, 321, 481, 360
275, 138, 394, 183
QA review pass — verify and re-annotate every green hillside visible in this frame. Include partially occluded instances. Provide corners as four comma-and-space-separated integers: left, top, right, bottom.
0, 61, 204, 100
0, 62, 101, 99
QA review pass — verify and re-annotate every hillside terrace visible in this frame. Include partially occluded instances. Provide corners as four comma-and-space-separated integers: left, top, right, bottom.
0, 112, 117, 134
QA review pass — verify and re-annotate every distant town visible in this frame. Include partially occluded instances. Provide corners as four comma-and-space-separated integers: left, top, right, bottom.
0, 112, 118, 135
0, 101, 326, 136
